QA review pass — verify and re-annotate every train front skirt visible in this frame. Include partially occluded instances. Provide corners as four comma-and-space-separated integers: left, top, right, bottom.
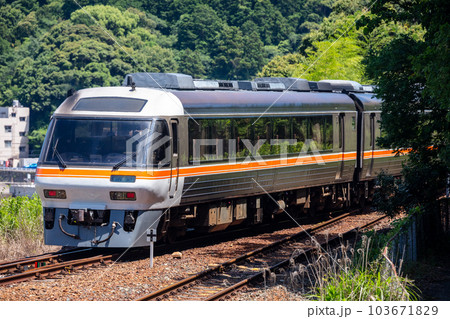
44, 208, 163, 247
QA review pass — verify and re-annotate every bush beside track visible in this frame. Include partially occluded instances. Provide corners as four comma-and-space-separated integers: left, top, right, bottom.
0, 194, 56, 260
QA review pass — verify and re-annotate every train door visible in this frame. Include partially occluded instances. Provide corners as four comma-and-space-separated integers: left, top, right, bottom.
364, 112, 376, 177
169, 119, 179, 198
335, 112, 345, 180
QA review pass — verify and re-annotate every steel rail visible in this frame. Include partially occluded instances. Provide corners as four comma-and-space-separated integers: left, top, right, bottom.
0, 254, 116, 286
0, 249, 83, 267
206, 214, 389, 300
136, 212, 353, 301
0, 248, 92, 274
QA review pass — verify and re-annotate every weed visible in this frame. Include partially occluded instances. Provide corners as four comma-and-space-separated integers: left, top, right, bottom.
0, 194, 56, 260
306, 236, 418, 301
260, 232, 419, 301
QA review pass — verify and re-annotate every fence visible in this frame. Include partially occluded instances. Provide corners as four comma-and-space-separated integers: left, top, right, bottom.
0, 168, 36, 183
390, 197, 450, 264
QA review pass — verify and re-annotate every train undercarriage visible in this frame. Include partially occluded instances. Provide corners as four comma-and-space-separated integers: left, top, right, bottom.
158, 181, 375, 242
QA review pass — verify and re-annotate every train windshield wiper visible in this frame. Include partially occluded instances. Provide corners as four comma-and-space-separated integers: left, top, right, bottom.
52, 139, 67, 168
112, 152, 136, 170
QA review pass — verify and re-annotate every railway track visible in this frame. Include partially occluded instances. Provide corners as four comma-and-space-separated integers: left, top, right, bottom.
0, 248, 92, 274
0, 249, 120, 286
0, 209, 351, 288
136, 212, 388, 301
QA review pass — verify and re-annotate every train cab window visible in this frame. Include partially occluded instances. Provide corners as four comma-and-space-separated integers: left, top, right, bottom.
41, 118, 153, 167
72, 97, 147, 112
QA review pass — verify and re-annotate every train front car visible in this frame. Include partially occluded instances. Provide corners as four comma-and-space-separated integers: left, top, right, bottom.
35, 86, 184, 247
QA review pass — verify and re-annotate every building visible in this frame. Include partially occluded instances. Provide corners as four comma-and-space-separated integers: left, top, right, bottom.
0, 100, 29, 166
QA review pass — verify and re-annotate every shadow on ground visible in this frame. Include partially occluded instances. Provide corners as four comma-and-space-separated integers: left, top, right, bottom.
404, 235, 450, 301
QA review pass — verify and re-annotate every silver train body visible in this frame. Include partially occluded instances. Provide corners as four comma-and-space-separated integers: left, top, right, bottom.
35, 74, 405, 247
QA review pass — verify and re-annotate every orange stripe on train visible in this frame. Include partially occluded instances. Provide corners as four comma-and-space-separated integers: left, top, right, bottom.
36, 149, 403, 180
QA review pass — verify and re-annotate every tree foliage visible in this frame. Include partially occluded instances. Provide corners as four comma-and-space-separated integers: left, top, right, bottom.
361, 0, 449, 219
0, 0, 336, 137
0, 2, 178, 144
258, 0, 372, 82
2, 0, 445, 163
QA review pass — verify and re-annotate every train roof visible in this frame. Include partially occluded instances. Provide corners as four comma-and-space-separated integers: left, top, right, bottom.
124, 72, 381, 115
53, 86, 185, 118
171, 90, 357, 116
52, 74, 380, 118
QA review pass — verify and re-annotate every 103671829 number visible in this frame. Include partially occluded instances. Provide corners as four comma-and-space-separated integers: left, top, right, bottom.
368, 305, 438, 316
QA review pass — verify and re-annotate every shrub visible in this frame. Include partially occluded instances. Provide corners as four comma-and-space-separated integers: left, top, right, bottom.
0, 194, 42, 239
0, 194, 51, 260
306, 235, 419, 301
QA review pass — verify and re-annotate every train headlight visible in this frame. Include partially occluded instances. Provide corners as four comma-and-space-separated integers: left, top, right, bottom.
44, 189, 67, 199
110, 191, 136, 201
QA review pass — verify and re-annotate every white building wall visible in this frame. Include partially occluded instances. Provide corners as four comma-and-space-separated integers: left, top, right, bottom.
0, 101, 30, 165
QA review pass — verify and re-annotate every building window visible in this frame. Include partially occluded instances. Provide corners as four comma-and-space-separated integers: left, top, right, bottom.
19, 131, 25, 136
5, 140, 12, 148
5, 125, 11, 133
19, 146, 26, 152
20, 117, 26, 122
11, 113, 16, 117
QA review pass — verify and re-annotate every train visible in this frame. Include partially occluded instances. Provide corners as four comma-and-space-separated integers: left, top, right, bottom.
34, 73, 405, 247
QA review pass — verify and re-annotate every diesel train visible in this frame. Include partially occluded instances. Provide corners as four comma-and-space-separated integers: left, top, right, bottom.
34, 73, 405, 247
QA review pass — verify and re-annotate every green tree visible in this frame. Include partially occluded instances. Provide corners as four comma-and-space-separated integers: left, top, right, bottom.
258, 35, 366, 83
362, 0, 449, 247
176, 48, 208, 78
0, 4, 24, 54
175, 4, 224, 53
212, 25, 264, 79
0, 4, 178, 149
258, 53, 305, 78
0, 0, 374, 152
294, 37, 366, 82
70, 4, 140, 36
258, 1, 372, 82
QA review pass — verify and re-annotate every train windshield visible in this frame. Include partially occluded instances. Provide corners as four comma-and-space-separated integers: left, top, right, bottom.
41, 118, 171, 168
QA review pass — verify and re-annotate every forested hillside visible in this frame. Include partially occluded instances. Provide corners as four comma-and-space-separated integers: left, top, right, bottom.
0, 0, 420, 151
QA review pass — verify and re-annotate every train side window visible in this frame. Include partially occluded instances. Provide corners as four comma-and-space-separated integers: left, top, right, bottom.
171, 121, 178, 154
251, 118, 272, 156
293, 116, 333, 152
376, 114, 382, 150
188, 116, 333, 164
369, 113, 375, 148
233, 118, 253, 158
189, 118, 231, 162
310, 116, 333, 151
150, 120, 170, 167
338, 113, 345, 150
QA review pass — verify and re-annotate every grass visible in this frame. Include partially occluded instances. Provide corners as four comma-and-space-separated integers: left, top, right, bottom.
0, 194, 42, 238
261, 230, 419, 301
306, 235, 418, 301
0, 194, 56, 260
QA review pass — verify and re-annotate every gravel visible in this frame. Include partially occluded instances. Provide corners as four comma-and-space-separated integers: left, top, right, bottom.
0, 211, 393, 301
